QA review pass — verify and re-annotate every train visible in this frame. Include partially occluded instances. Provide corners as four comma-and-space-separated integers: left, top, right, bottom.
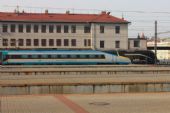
0, 50, 131, 65
104, 50, 157, 64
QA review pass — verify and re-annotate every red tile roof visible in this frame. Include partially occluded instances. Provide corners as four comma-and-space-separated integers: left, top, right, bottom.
0, 11, 129, 23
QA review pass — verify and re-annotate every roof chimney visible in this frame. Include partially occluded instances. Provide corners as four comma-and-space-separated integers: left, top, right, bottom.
22, 10, 25, 14
101, 11, 106, 15
141, 32, 145, 38
66, 10, 70, 14
107, 12, 111, 15
45, 9, 48, 14
137, 33, 140, 39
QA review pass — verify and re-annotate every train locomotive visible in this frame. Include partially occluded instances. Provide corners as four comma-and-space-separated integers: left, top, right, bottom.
0, 50, 131, 65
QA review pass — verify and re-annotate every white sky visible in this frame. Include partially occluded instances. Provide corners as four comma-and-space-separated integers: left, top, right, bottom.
0, 0, 170, 38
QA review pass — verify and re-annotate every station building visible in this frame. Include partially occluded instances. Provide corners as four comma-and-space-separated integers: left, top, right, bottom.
147, 38, 170, 64
0, 10, 130, 50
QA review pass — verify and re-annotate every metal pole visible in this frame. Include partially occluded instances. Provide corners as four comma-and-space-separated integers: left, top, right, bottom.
154, 21, 157, 65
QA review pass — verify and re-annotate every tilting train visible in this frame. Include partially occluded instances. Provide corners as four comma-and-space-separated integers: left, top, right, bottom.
0, 50, 131, 65
104, 50, 156, 64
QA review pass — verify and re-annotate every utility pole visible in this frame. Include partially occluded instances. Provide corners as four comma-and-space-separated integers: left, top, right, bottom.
154, 21, 157, 65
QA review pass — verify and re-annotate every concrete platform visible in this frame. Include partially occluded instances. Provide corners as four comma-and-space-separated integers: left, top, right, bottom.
1, 93, 170, 113
1, 74, 170, 95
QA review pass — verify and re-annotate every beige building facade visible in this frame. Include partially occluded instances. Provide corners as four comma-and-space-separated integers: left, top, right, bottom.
128, 38, 147, 50
0, 11, 129, 50
147, 38, 170, 64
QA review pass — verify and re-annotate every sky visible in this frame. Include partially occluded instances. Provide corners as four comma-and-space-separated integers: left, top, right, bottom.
0, 0, 170, 38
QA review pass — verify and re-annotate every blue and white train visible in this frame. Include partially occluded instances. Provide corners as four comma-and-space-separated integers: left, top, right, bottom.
0, 50, 131, 65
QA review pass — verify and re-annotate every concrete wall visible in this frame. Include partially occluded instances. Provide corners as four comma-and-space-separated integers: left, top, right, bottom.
1, 83, 170, 95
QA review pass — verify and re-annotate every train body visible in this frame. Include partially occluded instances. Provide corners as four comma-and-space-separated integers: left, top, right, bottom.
0, 50, 131, 65
104, 50, 156, 64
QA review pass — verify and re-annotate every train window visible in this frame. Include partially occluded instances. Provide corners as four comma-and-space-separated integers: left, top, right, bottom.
67, 55, 71, 58
22, 55, 28, 59
48, 55, 51, 58
28, 55, 32, 59
70, 55, 76, 59
38, 55, 41, 59
51, 55, 56, 59
11, 55, 21, 59
42, 55, 47, 59
101, 55, 105, 59
89, 55, 95, 59
57, 55, 61, 58
85, 55, 89, 58
32, 55, 38, 59
76, 55, 80, 58
7, 55, 11, 59
80, 55, 86, 59
61, 55, 67, 59
95, 55, 99, 59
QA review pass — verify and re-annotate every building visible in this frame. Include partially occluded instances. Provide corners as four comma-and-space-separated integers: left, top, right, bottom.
0, 10, 130, 50
147, 38, 170, 64
128, 33, 147, 50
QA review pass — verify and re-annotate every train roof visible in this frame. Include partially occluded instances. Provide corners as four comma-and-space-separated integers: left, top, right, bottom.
0, 50, 112, 55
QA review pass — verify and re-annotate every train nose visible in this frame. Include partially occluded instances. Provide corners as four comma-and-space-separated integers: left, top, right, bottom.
116, 56, 131, 64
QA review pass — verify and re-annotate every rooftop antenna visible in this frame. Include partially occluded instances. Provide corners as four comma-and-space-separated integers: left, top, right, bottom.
122, 13, 124, 20
16, 5, 20, 14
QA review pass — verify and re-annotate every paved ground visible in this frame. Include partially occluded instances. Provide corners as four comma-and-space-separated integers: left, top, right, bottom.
1, 93, 170, 113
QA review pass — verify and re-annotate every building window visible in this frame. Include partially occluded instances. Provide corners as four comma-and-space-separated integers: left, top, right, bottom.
10, 39, 16, 46
10, 24, 15, 32
115, 41, 120, 48
49, 25, 54, 33
100, 41, 104, 48
49, 39, 54, 46
2, 24, 8, 32
88, 39, 91, 46
64, 39, 69, 46
56, 39, 61, 46
64, 25, 69, 33
71, 25, 76, 33
41, 25, 46, 33
56, 25, 61, 33
18, 39, 24, 46
34, 25, 39, 33
18, 24, 23, 33
84, 39, 87, 46
115, 26, 120, 34
26, 39, 31, 46
84, 25, 91, 33
100, 26, 104, 33
34, 39, 39, 46
84, 39, 91, 46
134, 40, 140, 47
71, 39, 76, 46
2, 39, 8, 46
26, 24, 31, 33
41, 39, 46, 46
